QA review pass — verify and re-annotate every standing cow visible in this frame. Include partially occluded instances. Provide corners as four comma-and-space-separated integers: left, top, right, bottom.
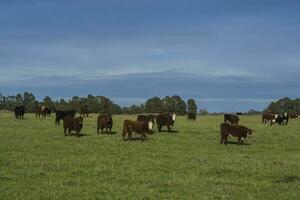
186, 112, 196, 122
122, 120, 152, 141
63, 116, 83, 136
137, 114, 155, 130
156, 113, 176, 132
97, 114, 113, 134
14, 106, 25, 119
55, 110, 76, 125
262, 114, 278, 126
80, 106, 90, 117
224, 114, 239, 125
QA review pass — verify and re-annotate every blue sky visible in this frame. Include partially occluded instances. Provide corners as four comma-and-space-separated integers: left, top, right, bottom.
1, 0, 300, 112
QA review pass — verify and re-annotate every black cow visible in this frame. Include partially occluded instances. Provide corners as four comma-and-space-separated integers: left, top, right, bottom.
224, 114, 239, 125
55, 110, 76, 125
186, 112, 196, 121
14, 106, 25, 119
156, 113, 176, 132
275, 113, 289, 125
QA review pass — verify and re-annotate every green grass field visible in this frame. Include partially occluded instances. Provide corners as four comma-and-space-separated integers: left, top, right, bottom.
0, 113, 299, 200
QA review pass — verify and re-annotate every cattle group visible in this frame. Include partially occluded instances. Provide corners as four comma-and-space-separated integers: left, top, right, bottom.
12, 105, 299, 145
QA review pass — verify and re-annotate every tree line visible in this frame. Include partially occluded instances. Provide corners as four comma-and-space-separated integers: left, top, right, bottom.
264, 97, 300, 115
0, 92, 198, 115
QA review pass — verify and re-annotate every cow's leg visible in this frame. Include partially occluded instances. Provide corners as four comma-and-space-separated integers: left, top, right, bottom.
237, 137, 242, 145
220, 135, 224, 144
64, 127, 67, 136
158, 125, 162, 133
97, 124, 100, 134
224, 134, 228, 145
141, 133, 146, 142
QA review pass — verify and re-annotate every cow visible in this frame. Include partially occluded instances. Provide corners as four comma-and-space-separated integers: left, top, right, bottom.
55, 110, 76, 125
156, 113, 176, 132
236, 112, 243, 116
262, 114, 278, 126
80, 106, 90, 117
224, 114, 239, 125
220, 123, 253, 145
275, 113, 289, 125
35, 106, 50, 118
122, 120, 152, 141
186, 112, 196, 122
137, 114, 155, 129
14, 106, 25, 119
289, 113, 298, 119
97, 114, 113, 134
63, 116, 83, 136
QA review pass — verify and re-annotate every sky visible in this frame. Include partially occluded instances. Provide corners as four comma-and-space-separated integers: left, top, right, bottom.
1, 0, 300, 112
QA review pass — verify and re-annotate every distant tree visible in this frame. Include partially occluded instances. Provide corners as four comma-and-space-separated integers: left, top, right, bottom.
187, 99, 197, 113
145, 97, 162, 113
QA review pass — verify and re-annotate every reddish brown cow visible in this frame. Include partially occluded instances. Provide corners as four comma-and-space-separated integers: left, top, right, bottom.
63, 116, 83, 136
220, 123, 253, 145
122, 120, 151, 141
97, 114, 113, 134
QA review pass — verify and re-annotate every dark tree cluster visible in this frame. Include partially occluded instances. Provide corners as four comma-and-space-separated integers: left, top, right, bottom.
263, 97, 300, 115
0, 92, 198, 115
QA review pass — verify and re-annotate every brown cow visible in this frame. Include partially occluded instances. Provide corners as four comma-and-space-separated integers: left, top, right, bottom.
262, 114, 278, 126
186, 112, 196, 122
220, 123, 253, 145
97, 114, 113, 134
122, 120, 152, 141
224, 114, 239, 125
137, 114, 155, 130
63, 116, 83, 136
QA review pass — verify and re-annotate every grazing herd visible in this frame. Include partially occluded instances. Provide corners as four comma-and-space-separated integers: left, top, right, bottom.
12, 105, 299, 145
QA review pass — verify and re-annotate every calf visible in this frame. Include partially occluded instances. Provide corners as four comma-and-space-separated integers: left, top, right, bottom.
122, 120, 152, 141
186, 112, 197, 122
97, 114, 113, 134
14, 106, 25, 119
275, 113, 289, 125
220, 123, 253, 145
224, 114, 239, 125
156, 113, 176, 132
55, 110, 76, 125
63, 116, 83, 136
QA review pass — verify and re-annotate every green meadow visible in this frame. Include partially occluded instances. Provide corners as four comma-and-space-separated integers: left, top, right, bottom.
0, 112, 299, 200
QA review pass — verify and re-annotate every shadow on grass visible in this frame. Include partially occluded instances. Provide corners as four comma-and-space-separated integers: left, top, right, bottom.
97, 131, 117, 135
123, 137, 149, 142
157, 130, 178, 133
225, 141, 251, 145
274, 175, 300, 183
68, 133, 89, 137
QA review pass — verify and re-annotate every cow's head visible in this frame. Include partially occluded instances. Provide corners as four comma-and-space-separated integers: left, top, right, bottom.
171, 113, 176, 121
148, 121, 154, 130
247, 128, 254, 135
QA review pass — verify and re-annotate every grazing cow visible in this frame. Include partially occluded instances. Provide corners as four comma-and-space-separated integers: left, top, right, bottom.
55, 110, 76, 125
186, 112, 197, 121
80, 106, 90, 117
275, 113, 289, 125
122, 120, 151, 141
63, 116, 83, 136
156, 113, 176, 132
224, 114, 239, 125
97, 114, 113, 134
220, 123, 253, 145
14, 106, 25, 119
262, 114, 278, 126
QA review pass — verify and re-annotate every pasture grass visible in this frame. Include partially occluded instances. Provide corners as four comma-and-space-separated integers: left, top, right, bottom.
0, 113, 300, 200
